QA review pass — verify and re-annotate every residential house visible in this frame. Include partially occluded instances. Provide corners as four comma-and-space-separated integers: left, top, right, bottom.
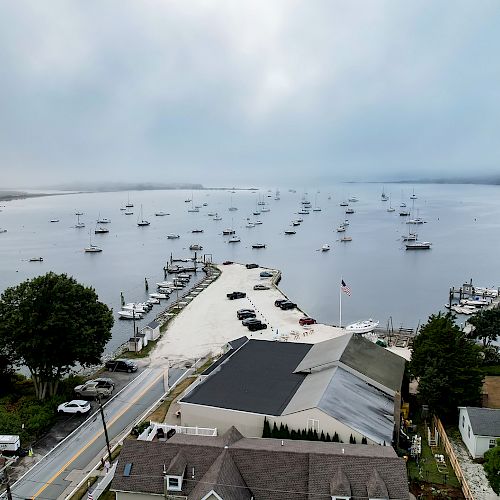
458, 406, 500, 458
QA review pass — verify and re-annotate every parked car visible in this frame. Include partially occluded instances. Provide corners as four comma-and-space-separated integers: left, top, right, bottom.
299, 317, 317, 326
237, 310, 256, 320
247, 322, 268, 331
242, 317, 262, 326
105, 359, 138, 373
222, 261, 234, 265
259, 271, 273, 278
91, 377, 115, 389
279, 301, 297, 310
57, 400, 91, 414
237, 308, 254, 315
245, 263, 259, 269
274, 299, 287, 307
227, 291, 246, 300
253, 284, 270, 290
74, 381, 113, 398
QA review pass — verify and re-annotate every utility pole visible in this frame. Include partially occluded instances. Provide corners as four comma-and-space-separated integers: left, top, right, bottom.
97, 395, 113, 464
5, 477, 13, 500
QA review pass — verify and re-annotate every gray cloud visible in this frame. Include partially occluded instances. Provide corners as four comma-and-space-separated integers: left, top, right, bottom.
1, 0, 499, 187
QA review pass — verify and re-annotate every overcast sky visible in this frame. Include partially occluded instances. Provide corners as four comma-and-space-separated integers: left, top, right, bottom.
1, 1, 499, 188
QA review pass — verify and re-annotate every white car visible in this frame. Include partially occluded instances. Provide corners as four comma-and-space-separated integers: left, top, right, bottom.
57, 400, 91, 414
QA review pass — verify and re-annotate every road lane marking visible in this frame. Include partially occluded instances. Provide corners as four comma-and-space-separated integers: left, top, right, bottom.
31, 369, 165, 499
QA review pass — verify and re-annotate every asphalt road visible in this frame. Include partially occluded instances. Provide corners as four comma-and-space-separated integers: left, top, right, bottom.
8, 367, 168, 500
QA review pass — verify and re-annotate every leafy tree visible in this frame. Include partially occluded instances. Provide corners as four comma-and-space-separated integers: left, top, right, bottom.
326, 432, 331, 442
484, 439, 500, 494
349, 434, 356, 444
0, 353, 15, 396
409, 313, 483, 422
467, 308, 500, 347
332, 432, 339, 442
0, 272, 113, 400
271, 422, 279, 438
361, 436, 368, 444
320, 430, 325, 441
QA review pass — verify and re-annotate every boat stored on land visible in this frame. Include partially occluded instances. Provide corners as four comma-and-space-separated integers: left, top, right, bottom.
346, 319, 379, 333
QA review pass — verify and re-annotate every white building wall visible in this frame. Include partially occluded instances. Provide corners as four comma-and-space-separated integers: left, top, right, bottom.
458, 408, 476, 457
476, 435, 498, 458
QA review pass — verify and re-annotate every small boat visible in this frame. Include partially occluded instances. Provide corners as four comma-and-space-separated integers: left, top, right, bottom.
261, 207, 270, 212
75, 214, 85, 228
461, 298, 488, 307
147, 297, 160, 305
254, 220, 263, 225
75, 212, 83, 216
252, 243, 266, 249
346, 319, 379, 334
312, 207, 321, 212
246, 222, 255, 228
253, 211, 261, 216
155, 212, 169, 216
284, 230, 296, 235
381, 187, 388, 202
399, 211, 410, 216
336, 225, 346, 232
321, 244, 330, 251
0, 229, 7, 233
213, 214, 222, 221
188, 207, 200, 213
222, 229, 235, 235
50, 219, 60, 223
228, 235, 240, 243
184, 199, 192, 203
405, 241, 431, 250
207, 212, 216, 216
137, 205, 150, 226
402, 233, 418, 241
203, 203, 208, 206
95, 226, 109, 234
410, 189, 417, 200
125, 211, 133, 215
406, 218, 424, 225
339, 201, 348, 207
298, 209, 310, 215
97, 216, 110, 223
345, 208, 355, 214
400, 202, 406, 208
29, 257, 43, 262
292, 221, 301, 226
189, 244, 203, 250
340, 236, 352, 242
167, 234, 180, 239
192, 229, 204, 233
149, 292, 169, 299
84, 245, 102, 253
296, 218, 304, 222
118, 310, 143, 319
348, 197, 358, 202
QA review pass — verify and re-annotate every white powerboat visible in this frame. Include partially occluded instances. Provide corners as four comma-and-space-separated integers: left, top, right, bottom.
228, 235, 240, 243
340, 236, 352, 242
118, 310, 143, 319
252, 243, 266, 249
222, 229, 235, 235
150, 293, 169, 299
95, 226, 109, 234
189, 244, 203, 250
405, 241, 431, 250
284, 230, 296, 235
345, 208, 355, 214
321, 244, 330, 251
155, 212, 169, 216
346, 319, 379, 334
167, 234, 180, 239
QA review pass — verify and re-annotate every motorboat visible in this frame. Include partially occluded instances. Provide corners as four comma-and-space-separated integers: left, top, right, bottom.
184, 199, 191, 203
97, 217, 110, 223
336, 225, 346, 232
410, 189, 417, 200
284, 230, 296, 235
292, 221, 301, 226
84, 245, 102, 253
406, 218, 424, 225
252, 243, 266, 249
207, 212, 216, 216
156, 281, 174, 287
345, 208, 355, 214
155, 212, 169, 216
167, 234, 180, 239
50, 219, 60, 223
405, 241, 431, 250
187, 207, 200, 213
403, 233, 418, 241
192, 229, 204, 233
254, 220, 263, 225
253, 211, 261, 216
75, 212, 83, 216
261, 207, 270, 212
75, 214, 85, 228
123, 304, 148, 314
340, 236, 352, 242
118, 310, 143, 319
348, 197, 358, 202
189, 244, 203, 250
298, 209, 310, 215
149, 293, 169, 299
29, 257, 43, 262
228, 235, 241, 243
460, 298, 489, 307
222, 229, 235, 235
95, 226, 109, 234
203, 203, 208, 206
147, 297, 160, 305
450, 304, 476, 315
399, 210, 410, 216
339, 201, 348, 207
321, 244, 330, 251
346, 319, 379, 334
213, 214, 222, 221
125, 211, 133, 215
0, 229, 7, 233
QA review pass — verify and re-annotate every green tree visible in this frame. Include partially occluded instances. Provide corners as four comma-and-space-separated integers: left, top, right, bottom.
0, 272, 113, 400
0, 353, 15, 396
332, 432, 339, 442
484, 439, 500, 494
262, 417, 271, 438
467, 308, 500, 347
409, 312, 483, 422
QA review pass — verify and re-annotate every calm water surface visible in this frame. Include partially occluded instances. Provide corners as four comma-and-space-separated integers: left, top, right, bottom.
1, 183, 499, 353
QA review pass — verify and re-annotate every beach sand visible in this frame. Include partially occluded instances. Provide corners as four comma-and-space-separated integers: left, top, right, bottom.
151, 263, 410, 367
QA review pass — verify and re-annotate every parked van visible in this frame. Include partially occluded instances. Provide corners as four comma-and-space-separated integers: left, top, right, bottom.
0, 435, 21, 455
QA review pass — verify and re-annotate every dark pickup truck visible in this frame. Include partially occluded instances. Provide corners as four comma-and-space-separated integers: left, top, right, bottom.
227, 291, 246, 300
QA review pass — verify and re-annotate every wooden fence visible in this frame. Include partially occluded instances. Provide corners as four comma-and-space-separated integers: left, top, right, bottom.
433, 416, 475, 500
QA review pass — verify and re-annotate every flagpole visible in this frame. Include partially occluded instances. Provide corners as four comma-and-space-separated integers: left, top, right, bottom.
339, 276, 342, 328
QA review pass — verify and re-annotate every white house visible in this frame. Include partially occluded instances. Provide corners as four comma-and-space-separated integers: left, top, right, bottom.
458, 406, 500, 458
140, 319, 161, 342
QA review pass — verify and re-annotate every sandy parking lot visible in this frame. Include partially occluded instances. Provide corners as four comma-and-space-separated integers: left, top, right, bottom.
151, 263, 409, 367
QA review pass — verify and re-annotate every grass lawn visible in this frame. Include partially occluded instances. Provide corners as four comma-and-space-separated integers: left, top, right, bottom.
407, 426, 460, 488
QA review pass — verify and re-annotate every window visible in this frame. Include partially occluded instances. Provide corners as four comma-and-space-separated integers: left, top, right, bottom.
489, 439, 497, 449
468, 425, 470, 438
462, 415, 465, 428
331, 497, 350, 500
166, 476, 182, 491
307, 419, 319, 433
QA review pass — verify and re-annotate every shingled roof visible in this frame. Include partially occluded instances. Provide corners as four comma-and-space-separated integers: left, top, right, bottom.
111, 427, 410, 500
465, 407, 500, 436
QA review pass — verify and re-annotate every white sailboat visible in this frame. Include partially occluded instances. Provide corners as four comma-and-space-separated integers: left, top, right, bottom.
84, 231, 102, 253
75, 214, 85, 228
125, 193, 134, 208
228, 195, 238, 211
137, 205, 150, 226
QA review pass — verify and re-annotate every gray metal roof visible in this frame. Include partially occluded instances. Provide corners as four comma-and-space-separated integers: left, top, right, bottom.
182, 339, 312, 415
147, 319, 160, 329
203, 337, 249, 376
294, 335, 351, 373
466, 407, 500, 437
284, 366, 395, 444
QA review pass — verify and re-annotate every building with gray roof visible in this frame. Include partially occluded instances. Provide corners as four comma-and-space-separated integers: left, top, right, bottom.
110, 427, 410, 500
180, 334, 405, 445
458, 406, 500, 458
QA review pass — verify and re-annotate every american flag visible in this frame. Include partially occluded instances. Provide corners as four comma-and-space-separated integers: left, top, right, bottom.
341, 279, 351, 296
